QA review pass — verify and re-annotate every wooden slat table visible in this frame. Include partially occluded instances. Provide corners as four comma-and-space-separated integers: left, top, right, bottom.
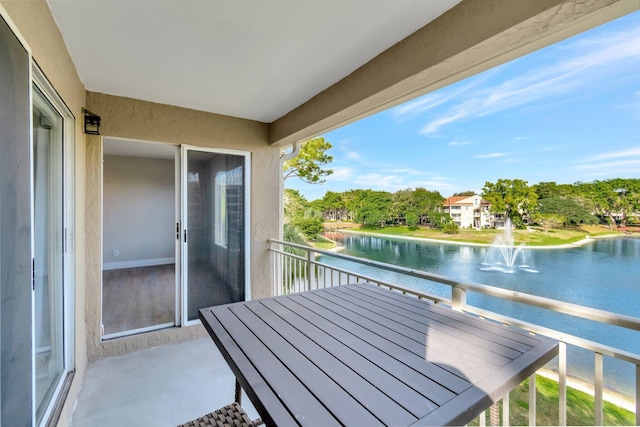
199, 283, 558, 426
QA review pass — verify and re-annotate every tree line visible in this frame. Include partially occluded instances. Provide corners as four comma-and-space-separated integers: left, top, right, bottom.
484, 178, 640, 229
284, 178, 640, 240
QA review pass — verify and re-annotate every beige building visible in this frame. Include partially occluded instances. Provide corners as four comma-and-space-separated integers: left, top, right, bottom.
443, 195, 493, 229
0, 1, 636, 425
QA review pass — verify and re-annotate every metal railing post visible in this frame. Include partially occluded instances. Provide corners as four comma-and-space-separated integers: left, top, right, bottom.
559, 342, 567, 426
636, 365, 640, 426
452, 285, 466, 311
307, 249, 315, 291
595, 352, 603, 426
273, 248, 278, 296
529, 373, 536, 426
479, 410, 486, 427
502, 393, 510, 427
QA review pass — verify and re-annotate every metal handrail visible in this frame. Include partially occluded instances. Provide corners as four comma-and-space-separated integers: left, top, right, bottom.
269, 239, 640, 332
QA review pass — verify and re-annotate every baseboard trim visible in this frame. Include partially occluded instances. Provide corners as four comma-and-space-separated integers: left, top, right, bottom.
103, 257, 175, 271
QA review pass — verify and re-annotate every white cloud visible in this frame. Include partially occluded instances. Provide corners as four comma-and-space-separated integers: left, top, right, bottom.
326, 166, 354, 181
448, 140, 472, 146
572, 146, 640, 177
573, 159, 640, 171
416, 23, 640, 135
539, 145, 562, 151
475, 152, 510, 159
326, 159, 457, 193
345, 151, 360, 160
389, 73, 494, 123
578, 146, 640, 162
348, 172, 459, 193
501, 158, 523, 164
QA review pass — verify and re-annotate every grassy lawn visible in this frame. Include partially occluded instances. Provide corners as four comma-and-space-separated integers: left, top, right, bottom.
346, 224, 621, 246
469, 376, 635, 426
308, 234, 337, 250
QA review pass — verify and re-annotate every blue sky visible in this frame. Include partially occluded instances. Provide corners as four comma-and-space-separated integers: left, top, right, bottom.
286, 11, 640, 202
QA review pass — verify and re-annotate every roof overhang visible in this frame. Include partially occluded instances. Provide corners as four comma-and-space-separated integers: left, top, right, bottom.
47, 0, 461, 123
46, 0, 637, 146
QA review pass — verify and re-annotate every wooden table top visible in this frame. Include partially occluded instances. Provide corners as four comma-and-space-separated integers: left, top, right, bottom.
199, 283, 558, 426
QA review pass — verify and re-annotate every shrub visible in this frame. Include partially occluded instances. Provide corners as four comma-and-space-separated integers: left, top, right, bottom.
443, 221, 459, 235
295, 217, 324, 239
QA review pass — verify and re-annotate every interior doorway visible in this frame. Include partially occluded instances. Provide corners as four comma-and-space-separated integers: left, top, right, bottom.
102, 138, 179, 338
101, 140, 251, 337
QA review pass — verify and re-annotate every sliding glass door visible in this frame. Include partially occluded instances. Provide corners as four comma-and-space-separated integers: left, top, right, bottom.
0, 14, 32, 424
32, 85, 66, 424
181, 147, 250, 323
32, 68, 75, 426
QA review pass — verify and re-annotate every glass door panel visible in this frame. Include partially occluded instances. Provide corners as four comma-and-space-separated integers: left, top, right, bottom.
32, 85, 65, 424
0, 14, 32, 423
101, 140, 177, 338
183, 148, 248, 322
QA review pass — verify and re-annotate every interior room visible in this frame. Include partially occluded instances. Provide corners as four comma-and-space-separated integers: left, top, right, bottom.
102, 138, 177, 337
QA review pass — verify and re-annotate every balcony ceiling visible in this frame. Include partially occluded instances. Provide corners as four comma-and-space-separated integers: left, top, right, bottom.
47, 0, 461, 123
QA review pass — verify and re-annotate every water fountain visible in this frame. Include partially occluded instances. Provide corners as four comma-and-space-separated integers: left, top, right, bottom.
481, 218, 538, 273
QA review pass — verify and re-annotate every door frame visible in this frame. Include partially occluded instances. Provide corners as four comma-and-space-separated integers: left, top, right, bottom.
31, 63, 76, 427
98, 141, 252, 331
180, 145, 251, 327
100, 137, 179, 339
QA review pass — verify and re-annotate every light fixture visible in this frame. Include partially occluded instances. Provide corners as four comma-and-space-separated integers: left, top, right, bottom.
83, 109, 101, 135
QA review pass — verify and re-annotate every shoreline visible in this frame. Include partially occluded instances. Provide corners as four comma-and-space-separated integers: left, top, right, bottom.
332, 228, 627, 250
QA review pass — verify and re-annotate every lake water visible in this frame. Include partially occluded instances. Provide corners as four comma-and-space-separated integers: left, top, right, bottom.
319, 232, 640, 398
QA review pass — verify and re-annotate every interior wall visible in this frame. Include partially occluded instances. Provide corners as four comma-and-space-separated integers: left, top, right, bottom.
103, 155, 175, 268
0, 1, 87, 426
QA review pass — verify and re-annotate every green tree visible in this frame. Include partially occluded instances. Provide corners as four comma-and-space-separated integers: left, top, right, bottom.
283, 223, 308, 255
482, 179, 538, 225
533, 182, 575, 200
412, 188, 445, 211
342, 189, 368, 219
296, 217, 324, 239
453, 190, 476, 197
283, 137, 333, 184
530, 212, 566, 232
283, 189, 308, 225
320, 191, 346, 221
425, 211, 450, 229
353, 190, 392, 227
282, 189, 323, 241
390, 187, 444, 227
537, 197, 597, 226
391, 189, 415, 225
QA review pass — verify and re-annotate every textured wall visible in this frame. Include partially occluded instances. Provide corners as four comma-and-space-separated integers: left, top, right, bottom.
84, 92, 279, 360
0, 1, 88, 426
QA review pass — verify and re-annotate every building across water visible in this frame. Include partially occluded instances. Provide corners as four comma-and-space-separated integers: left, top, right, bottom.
443, 194, 504, 229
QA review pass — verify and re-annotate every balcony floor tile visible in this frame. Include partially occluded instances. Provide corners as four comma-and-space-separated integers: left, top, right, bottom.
70, 338, 258, 427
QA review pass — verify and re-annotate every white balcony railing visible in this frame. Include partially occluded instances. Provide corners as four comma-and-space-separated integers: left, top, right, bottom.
269, 239, 640, 426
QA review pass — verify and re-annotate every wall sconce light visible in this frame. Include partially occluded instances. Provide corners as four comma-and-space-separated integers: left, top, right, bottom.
83, 109, 101, 135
